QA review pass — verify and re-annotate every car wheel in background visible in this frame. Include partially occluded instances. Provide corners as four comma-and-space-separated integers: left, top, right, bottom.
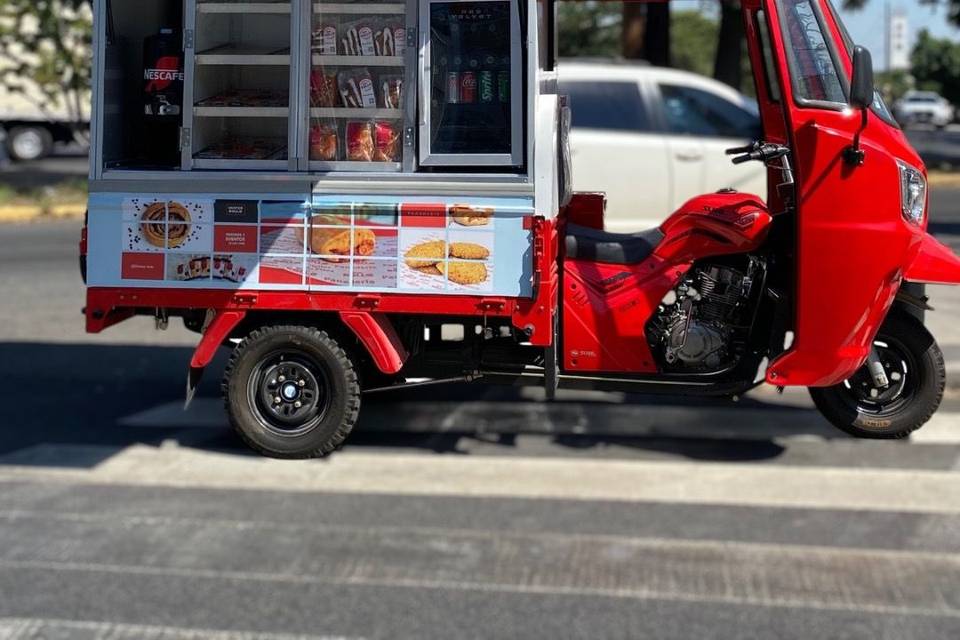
6, 126, 54, 161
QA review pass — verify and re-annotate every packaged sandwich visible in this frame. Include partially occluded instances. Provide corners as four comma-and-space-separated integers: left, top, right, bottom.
311, 22, 338, 55
378, 74, 403, 109
374, 121, 401, 162
310, 70, 339, 108
340, 18, 376, 56
345, 121, 375, 162
309, 122, 338, 161
337, 68, 376, 109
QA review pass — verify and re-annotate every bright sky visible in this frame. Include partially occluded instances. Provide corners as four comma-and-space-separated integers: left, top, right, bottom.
837, 0, 960, 60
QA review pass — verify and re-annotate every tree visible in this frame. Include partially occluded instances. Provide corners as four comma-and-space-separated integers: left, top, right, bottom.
911, 28, 960, 105
713, 0, 744, 89
0, 0, 93, 141
672, 10, 719, 77
557, 1, 622, 58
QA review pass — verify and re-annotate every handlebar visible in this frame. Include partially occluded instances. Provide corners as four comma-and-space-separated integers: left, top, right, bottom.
726, 141, 791, 165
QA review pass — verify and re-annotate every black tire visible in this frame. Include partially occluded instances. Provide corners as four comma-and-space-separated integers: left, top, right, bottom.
7, 126, 53, 161
223, 325, 361, 458
810, 314, 945, 439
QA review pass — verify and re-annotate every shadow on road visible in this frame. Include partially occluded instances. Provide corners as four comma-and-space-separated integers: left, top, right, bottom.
0, 341, 849, 468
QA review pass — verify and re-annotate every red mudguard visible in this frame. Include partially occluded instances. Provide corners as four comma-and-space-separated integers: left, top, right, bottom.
905, 234, 960, 285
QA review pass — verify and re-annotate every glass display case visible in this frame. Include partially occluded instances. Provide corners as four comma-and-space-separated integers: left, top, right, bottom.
306, 0, 414, 171
418, 0, 523, 167
185, 0, 296, 170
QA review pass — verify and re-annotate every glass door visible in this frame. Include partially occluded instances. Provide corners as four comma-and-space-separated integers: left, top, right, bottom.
307, 0, 413, 171
419, 0, 522, 166
187, 0, 296, 170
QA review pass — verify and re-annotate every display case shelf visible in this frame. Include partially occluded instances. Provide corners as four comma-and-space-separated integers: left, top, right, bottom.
195, 106, 290, 117
314, 3, 405, 14
309, 160, 401, 171
197, 45, 291, 65
194, 158, 290, 170
199, 2, 292, 14
311, 107, 401, 119
312, 55, 403, 67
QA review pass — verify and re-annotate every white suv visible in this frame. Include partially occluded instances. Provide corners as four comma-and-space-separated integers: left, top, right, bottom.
893, 91, 955, 128
558, 61, 767, 232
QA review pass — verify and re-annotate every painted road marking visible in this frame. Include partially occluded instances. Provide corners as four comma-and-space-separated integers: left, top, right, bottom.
1, 444, 958, 514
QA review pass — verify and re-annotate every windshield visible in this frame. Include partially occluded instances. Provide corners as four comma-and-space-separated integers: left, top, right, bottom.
823, 0, 900, 127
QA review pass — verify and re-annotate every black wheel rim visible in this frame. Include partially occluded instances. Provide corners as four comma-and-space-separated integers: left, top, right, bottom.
246, 350, 331, 437
840, 336, 917, 418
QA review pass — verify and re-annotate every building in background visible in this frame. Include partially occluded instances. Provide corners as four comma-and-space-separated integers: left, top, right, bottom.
888, 7, 910, 71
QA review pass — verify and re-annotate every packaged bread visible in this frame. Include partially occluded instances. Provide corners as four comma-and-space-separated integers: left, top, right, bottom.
312, 23, 338, 55
346, 121, 375, 161
337, 68, 376, 109
310, 70, 339, 108
374, 121, 401, 162
310, 123, 338, 161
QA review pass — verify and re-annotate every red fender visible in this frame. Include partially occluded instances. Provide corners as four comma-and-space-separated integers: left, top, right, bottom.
339, 311, 408, 375
905, 233, 960, 285
186, 310, 246, 408
191, 310, 247, 369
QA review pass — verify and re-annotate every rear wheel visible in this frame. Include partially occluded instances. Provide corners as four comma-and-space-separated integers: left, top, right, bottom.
810, 314, 945, 439
7, 126, 53, 161
223, 325, 360, 458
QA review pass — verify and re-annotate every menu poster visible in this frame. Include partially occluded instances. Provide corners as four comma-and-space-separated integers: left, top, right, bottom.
88, 194, 534, 297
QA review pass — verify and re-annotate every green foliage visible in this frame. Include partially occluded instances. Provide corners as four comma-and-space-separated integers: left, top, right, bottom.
557, 1, 622, 59
911, 28, 960, 105
875, 69, 913, 102
0, 0, 93, 128
672, 10, 719, 77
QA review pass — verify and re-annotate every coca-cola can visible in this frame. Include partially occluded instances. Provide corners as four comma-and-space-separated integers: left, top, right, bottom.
460, 71, 477, 104
446, 72, 460, 104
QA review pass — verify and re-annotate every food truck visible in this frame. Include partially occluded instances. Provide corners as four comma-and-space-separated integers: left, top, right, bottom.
84, 0, 960, 458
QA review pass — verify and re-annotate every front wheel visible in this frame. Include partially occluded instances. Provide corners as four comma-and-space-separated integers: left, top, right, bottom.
223, 325, 361, 458
810, 314, 945, 439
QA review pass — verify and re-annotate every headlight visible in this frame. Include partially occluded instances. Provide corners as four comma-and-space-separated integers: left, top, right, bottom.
897, 160, 927, 226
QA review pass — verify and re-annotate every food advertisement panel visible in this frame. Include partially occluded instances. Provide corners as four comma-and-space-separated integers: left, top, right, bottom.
87, 193, 534, 297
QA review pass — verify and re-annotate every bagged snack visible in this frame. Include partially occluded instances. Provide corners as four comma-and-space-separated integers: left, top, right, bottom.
340, 18, 376, 56
345, 121, 375, 162
311, 22, 338, 55
310, 70, 339, 108
373, 121, 401, 162
337, 68, 376, 109
378, 74, 403, 109
374, 23, 400, 57
309, 122, 338, 161
394, 26, 406, 56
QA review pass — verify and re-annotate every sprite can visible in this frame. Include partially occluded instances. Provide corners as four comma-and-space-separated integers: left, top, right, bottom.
497, 71, 510, 103
479, 70, 495, 103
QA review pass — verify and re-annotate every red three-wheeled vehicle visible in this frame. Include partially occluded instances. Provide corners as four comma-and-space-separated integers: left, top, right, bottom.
83, 0, 960, 457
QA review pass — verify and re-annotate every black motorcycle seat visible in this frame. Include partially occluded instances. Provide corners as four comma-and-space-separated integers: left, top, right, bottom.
565, 224, 664, 265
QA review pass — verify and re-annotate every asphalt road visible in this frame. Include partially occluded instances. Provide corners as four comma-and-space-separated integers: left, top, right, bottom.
2, 197, 960, 637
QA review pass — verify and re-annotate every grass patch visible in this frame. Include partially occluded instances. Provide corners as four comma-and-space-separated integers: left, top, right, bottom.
0, 178, 88, 216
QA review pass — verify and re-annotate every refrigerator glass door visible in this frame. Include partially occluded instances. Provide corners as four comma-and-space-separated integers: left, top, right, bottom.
420, 0, 522, 166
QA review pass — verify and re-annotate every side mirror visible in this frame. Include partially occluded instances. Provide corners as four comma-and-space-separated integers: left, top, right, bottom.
850, 45, 875, 111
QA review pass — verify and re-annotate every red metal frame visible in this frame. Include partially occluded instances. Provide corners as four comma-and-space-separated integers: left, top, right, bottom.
340, 311, 409, 374
905, 234, 960, 285
562, 192, 773, 374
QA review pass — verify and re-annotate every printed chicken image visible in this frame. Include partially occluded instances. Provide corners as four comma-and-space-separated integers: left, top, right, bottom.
297, 215, 377, 263
437, 261, 489, 286
403, 240, 492, 287
450, 205, 494, 227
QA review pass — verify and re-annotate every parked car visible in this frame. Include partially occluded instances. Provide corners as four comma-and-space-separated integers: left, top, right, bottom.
559, 61, 766, 231
893, 90, 955, 128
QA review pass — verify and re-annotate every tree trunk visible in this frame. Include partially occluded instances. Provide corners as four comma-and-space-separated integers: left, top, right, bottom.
622, 2, 645, 60
714, 0, 745, 90
643, 2, 671, 67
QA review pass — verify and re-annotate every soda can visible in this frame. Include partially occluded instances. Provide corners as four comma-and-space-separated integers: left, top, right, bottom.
460, 71, 477, 104
479, 71, 495, 103
446, 72, 460, 104
497, 71, 510, 103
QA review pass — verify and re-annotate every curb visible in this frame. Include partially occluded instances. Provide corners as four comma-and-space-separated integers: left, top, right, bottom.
928, 171, 960, 188
0, 204, 85, 223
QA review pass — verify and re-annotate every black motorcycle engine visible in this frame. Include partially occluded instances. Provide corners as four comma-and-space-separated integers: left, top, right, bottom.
648, 258, 764, 373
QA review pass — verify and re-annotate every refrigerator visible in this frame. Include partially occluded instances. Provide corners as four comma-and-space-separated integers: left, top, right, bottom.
418, 0, 524, 167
